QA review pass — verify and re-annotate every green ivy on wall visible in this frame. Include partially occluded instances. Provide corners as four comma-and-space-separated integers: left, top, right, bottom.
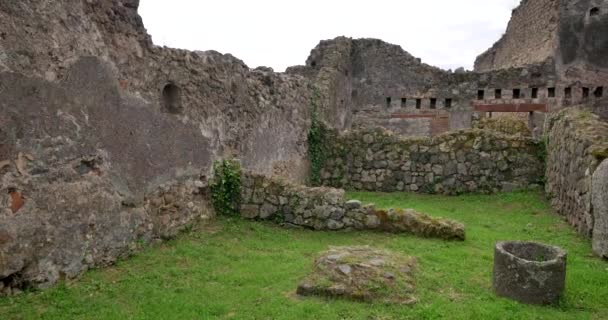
210, 159, 242, 216
308, 87, 328, 186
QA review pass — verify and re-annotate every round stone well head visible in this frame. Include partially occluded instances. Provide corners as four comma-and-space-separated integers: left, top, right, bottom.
493, 241, 567, 305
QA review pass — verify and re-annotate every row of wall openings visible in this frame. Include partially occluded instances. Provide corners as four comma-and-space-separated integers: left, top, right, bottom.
386, 97, 453, 109
476, 87, 574, 100
581, 87, 605, 98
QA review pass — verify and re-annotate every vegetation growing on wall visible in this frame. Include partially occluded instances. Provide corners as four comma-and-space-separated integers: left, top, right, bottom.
308, 87, 329, 186
474, 117, 531, 136
210, 159, 242, 216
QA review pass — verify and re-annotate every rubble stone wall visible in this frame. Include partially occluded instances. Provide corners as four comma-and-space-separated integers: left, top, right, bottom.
545, 108, 608, 243
239, 172, 465, 240
320, 128, 544, 194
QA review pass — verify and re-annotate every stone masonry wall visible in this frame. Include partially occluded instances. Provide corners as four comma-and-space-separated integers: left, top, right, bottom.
320, 128, 544, 195
475, 0, 559, 72
239, 172, 465, 241
545, 108, 608, 244
0, 0, 316, 293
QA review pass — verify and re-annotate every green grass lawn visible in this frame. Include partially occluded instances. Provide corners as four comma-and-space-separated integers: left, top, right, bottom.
1, 191, 607, 320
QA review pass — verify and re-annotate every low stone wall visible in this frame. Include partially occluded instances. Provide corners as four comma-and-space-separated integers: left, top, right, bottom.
319, 128, 544, 195
240, 173, 465, 241
545, 108, 608, 257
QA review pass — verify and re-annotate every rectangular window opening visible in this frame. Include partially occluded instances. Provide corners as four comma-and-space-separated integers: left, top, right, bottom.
583, 87, 590, 98
548, 87, 556, 98
594, 87, 604, 98
564, 87, 572, 99
430, 98, 437, 109
401, 98, 407, 107
416, 99, 422, 109
495, 89, 502, 99
477, 90, 484, 100
513, 89, 521, 99
445, 98, 452, 108
386, 97, 392, 107
531, 87, 539, 99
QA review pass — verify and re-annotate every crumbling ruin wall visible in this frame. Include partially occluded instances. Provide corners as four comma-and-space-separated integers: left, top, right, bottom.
557, 0, 608, 83
294, 37, 559, 138
474, 0, 560, 72
0, 0, 320, 292
319, 128, 543, 194
474, 0, 608, 90
287, 37, 353, 130
544, 108, 608, 245
0, 0, 315, 182
239, 172, 465, 240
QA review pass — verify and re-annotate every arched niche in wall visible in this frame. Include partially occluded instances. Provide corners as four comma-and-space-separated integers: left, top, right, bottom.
162, 83, 182, 114
590, 7, 600, 17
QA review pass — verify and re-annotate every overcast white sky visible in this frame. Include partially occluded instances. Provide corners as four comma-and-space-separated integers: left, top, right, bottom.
139, 0, 520, 72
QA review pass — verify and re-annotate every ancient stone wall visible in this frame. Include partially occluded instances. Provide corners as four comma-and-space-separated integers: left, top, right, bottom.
239, 172, 465, 240
0, 0, 318, 293
0, 0, 315, 182
288, 37, 353, 130
545, 108, 608, 241
592, 160, 608, 258
320, 128, 543, 194
474, 0, 608, 100
557, 0, 608, 82
293, 37, 562, 138
474, 0, 559, 72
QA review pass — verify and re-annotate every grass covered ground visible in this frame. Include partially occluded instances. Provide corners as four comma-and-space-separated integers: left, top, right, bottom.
1, 191, 607, 319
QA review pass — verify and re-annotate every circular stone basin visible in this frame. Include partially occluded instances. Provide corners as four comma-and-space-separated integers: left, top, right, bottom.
493, 241, 567, 305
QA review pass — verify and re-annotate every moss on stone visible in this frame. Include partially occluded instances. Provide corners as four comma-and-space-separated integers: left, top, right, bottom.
297, 246, 417, 305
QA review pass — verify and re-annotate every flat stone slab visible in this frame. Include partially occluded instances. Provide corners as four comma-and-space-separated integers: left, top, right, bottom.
297, 246, 417, 305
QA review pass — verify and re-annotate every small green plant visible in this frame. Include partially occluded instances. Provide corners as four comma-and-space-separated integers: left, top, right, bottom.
308, 87, 328, 186
210, 159, 242, 216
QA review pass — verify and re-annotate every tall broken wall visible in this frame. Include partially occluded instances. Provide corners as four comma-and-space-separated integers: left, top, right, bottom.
293, 37, 558, 138
474, 0, 559, 72
475, 0, 608, 85
557, 0, 608, 83
544, 108, 608, 257
0, 0, 320, 292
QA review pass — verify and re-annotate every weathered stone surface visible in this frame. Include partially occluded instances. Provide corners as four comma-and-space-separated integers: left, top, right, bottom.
239, 172, 465, 240
592, 160, 608, 258
320, 127, 543, 194
297, 246, 417, 304
473, 117, 531, 136
545, 108, 608, 238
240, 205, 260, 219
375, 209, 465, 241
0, 0, 313, 293
493, 241, 567, 305
1, 0, 606, 294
